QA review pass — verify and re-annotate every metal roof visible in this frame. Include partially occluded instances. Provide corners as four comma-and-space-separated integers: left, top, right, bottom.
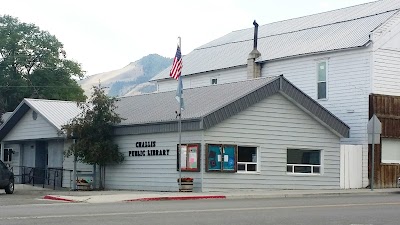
152, 0, 400, 81
115, 76, 349, 138
0, 76, 350, 140
0, 99, 81, 140
115, 77, 276, 126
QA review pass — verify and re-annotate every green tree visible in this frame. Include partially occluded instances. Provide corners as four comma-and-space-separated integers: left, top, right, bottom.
62, 85, 124, 189
0, 15, 86, 121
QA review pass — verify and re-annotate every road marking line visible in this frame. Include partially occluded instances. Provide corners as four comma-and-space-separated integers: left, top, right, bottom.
1, 202, 400, 220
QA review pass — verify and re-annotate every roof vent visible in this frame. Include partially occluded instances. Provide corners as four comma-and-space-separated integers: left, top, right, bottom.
32, 111, 38, 120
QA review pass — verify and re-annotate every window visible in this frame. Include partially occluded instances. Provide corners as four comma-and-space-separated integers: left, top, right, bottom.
287, 149, 321, 174
237, 146, 258, 172
211, 78, 218, 85
177, 144, 200, 172
206, 144, 237, 172
3, 148, 12, 162
317, 61, 327, 99
381, 138, 400, 164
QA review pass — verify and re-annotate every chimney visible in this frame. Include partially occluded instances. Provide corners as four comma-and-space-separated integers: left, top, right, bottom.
247, 20, 261, 79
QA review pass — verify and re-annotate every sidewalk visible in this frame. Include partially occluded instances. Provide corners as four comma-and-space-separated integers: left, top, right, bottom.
40, 187, 400, 204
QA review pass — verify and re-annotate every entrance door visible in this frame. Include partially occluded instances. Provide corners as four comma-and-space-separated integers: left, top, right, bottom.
35, 141, 48, 184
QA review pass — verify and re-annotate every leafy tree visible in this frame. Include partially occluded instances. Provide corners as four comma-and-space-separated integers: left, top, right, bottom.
62, 85, 124, 189
0, 15, 86, 120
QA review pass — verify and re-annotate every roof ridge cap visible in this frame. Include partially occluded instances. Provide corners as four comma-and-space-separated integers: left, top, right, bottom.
24, 98, 77, 103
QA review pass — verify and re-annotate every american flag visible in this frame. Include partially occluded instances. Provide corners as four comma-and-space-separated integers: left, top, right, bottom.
169, 45, 182, 80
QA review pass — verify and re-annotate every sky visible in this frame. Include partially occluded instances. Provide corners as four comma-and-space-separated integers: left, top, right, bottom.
0, 0, 375, 76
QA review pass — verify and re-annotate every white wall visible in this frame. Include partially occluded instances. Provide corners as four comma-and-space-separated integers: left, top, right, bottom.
3, 109, 61, 141
372, 11, 400, 95
157, 67, 247, 92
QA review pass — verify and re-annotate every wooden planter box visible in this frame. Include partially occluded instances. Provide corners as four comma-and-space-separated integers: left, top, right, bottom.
77, 182, 92, 191
178, 181, 193, 192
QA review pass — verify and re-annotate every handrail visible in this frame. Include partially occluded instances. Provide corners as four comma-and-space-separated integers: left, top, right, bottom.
10, 166, 88, 190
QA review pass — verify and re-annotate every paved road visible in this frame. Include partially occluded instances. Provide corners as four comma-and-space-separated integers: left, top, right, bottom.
0, 190, 58, 206
1, 195, 400, 225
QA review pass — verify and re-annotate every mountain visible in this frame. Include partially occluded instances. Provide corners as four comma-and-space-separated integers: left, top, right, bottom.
79, 54, 172, 97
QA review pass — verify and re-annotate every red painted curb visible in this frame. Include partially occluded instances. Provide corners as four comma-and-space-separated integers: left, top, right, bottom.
126, 195, 226, 202
43, 195, 75, 202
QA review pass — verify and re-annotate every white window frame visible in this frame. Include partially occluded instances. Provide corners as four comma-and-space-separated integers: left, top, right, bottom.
287, 164, 321, 174
286, 149, 322, 175
237, 146, 259, 174
3, 148, 12, 162
317, 60, 328, 100
210, 77, 218, 85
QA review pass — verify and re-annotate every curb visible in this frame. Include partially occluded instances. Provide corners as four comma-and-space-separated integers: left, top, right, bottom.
125, 195, 226, 202
225, 191, 400, 200
43, 195, 76, 202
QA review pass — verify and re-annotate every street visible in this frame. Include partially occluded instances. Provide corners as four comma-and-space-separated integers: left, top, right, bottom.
0, 190, 60, 206
1, 194, 400, 225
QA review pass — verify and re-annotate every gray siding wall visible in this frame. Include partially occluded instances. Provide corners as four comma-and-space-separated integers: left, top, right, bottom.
261, 49, 371, 145
202, 94, 341, 191
3, 109, 61, 141
62, 140, 96, 189
48, 140, 64, 168
106, 131, 203, 191
261, 49, 372, 188
22, 142, 35, 168
157, 67, 247, 92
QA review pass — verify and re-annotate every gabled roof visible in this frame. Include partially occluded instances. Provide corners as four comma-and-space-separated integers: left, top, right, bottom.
0, 99, 81, 140
116, 77, 277, 125
152, 0, 400, 81
0, 76, 350, 140
115, 76, 350, 138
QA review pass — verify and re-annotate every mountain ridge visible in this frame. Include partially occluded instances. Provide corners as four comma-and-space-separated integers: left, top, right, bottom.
79, 54, 172, 97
